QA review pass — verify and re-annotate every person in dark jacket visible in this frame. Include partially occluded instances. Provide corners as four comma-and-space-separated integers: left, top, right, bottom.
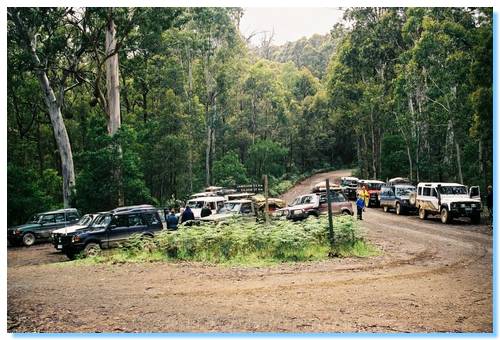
487, 185, 493, 225
166, 210, 178, 230
180, 206, 195, 224
200, 205, 212, 218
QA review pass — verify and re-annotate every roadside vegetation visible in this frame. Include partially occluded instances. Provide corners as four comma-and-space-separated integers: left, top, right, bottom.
71, 216, 378, 266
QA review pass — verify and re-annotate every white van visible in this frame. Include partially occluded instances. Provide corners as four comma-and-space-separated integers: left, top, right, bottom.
185, 196, 226, 219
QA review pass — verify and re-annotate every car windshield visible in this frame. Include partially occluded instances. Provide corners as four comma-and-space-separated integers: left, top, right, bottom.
91, 215, 111, 228
219, 202, 242, 213
187, 201, 205, 209
438, 186, 467, 195
368, 183, 382, 190
76, 215, 92, 226
27, 214, 41, 224
396, 187, 415, 196
341, 179, 357, 187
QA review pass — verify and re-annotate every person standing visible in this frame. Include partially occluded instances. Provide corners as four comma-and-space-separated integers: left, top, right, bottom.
200, 205, 212, 218
166, 209, 179, 230
356, 195, 366, 220
487, 185, 493, 225
180, 205, 195, 224
360, 185, 370, 207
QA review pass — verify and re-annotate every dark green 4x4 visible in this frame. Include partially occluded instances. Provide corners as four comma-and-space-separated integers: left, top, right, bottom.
55, 207, 163, 260
8, 208, 81, 246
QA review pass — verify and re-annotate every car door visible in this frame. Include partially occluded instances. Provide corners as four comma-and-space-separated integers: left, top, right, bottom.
429, 188, 440, 211
142, 212, 162, 233
469, 186, 481, 201
38, 214, 63, 238
106, 214, 130, 248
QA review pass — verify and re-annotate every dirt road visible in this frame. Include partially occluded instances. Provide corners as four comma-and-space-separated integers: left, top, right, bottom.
279, 169, 353, 204
8, 171, 493, 333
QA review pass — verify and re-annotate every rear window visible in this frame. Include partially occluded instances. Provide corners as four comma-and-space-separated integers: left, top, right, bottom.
423, 187, 431, 196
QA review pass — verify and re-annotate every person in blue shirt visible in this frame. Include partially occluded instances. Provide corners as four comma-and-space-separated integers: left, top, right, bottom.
166, 209, 179, 230
356, 195, 366, 220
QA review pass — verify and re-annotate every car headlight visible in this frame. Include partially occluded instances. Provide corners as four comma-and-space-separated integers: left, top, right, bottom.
72, 235, 81, 243
460, 204, 466, 208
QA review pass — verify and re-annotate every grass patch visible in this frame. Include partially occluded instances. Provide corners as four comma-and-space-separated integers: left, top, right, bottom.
74, 215, 379, 266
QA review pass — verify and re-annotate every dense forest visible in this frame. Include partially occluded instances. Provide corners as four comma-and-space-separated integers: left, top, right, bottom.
7, 7, 493, 225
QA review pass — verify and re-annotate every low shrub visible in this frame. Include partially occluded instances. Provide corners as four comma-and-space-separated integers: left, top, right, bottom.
77, 215, 378, 266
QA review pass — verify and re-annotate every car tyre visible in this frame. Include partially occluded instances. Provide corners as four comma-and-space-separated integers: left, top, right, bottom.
383, 205, 389, 213
440, 207, 452, 224
83, 242, 101, 257
419, 208, 427, 220
396, 203, 402, 215
22, 232, 36, 247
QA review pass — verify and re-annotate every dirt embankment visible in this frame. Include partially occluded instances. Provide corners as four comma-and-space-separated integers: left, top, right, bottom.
7, 170, 492, 333
279, 169, 353, 204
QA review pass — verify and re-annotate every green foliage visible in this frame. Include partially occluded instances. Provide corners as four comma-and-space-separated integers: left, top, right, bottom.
380, 134, 409, 180
212, 151, 248, 187
76, 215, 378, 265
246, 139, 288, 179
7, 165, 62, 226
74, 125, 155, 214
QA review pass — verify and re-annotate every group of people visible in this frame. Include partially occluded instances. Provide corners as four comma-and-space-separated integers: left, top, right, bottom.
163, 205, 214, 230
356, 186, 369, 220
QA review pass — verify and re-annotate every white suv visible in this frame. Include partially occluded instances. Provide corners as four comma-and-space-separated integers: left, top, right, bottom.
412, 183, 482, 224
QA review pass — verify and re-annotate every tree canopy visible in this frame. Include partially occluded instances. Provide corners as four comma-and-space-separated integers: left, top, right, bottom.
7, 7, 492, 226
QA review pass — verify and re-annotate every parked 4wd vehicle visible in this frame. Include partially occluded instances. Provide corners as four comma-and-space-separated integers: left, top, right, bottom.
8, 208, 80, 247
201, 199, 257, 223
340, 176, 359, 200
286, 194, 320, 221
55, 207, 163, 259
380, 184, 417, 215
286, 192, 353, 221
412, 183, 482, 224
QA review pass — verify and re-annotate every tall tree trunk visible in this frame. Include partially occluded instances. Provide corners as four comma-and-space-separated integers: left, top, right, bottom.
11, 12, 76, 208
106, 15, 121, 136
106, 11, 124, 205
40, 73, 76, 208
369, 111, 377, 179
205, 124, 212, 187
455, 141, 464, 184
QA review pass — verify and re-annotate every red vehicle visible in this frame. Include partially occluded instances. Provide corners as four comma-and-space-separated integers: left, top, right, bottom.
357, 180, 385, 207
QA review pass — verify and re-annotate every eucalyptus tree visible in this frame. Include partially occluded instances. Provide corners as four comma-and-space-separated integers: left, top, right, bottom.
7, 7, 91, 207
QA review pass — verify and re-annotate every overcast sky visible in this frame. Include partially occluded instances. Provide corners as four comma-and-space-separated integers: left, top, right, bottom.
240, 8, 345, 46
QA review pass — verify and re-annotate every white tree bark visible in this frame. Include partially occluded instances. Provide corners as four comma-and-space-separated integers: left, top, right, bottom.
13, 12, 76, 208
105, 16, 121, 136
39, 71, 76, 208
105, 12, 124, 205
